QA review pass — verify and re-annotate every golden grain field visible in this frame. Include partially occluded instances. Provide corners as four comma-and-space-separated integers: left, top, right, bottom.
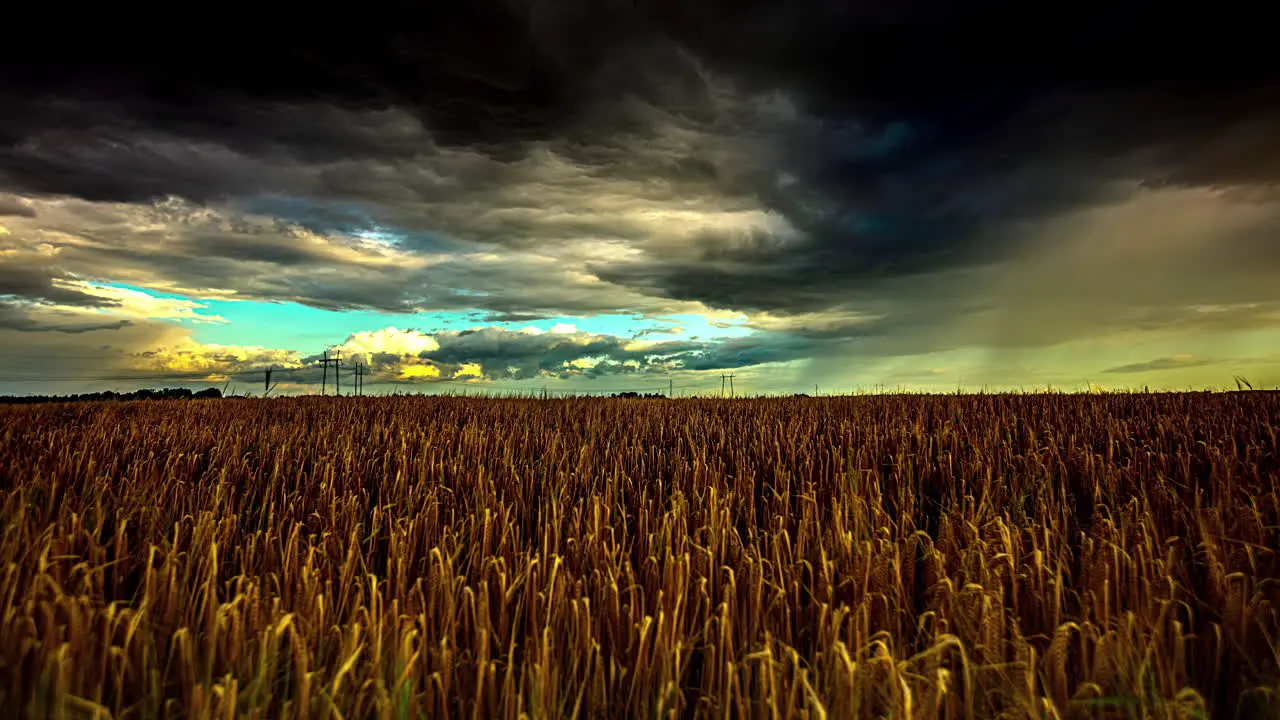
1, 394, 1278, 719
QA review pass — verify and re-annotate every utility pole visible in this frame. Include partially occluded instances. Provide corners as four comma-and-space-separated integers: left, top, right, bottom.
815, 384, 819, 397
334, 352, 341, 397
319, 351, 342, 396
669, 378, 673, 398
720, 373, 736, 398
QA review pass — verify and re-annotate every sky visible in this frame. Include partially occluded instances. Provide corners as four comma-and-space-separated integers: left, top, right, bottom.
0, 1, 1278, 396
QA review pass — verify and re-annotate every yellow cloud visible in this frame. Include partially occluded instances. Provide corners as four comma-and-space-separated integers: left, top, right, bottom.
336, 326, 440, 358
133, 338, 302, 376
454, 363, 482, 378
621, 340, 656, 352
399, 364, 441, 380
51, 280, 228, 323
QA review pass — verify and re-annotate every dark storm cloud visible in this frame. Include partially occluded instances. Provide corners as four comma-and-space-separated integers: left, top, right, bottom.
416, 327, 706, 380
678, 334, 822, 372
1103, 356, 1213, 374
0, 121, 297, 204
8, 3, 1276, 192
392, 326, 828, 379
0, 302, 132, 333
0, 0, 1278, 360
316, 324, 744, 381
0, 197, 678, 318
0, 261, 120, 307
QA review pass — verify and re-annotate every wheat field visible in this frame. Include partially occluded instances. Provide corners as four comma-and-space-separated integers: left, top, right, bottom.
1, 393, 1278, 719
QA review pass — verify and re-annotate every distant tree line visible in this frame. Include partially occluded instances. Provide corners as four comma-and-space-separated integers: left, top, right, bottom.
0, 387, 224, 405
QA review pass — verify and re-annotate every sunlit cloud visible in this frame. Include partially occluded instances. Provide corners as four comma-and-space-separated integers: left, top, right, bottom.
51, 281, 228, 323
131, 340, 302, 376
334, 326, 441, 360
398, 364, 441, 380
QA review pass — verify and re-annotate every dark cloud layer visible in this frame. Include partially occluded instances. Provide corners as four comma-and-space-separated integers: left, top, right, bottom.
0, 302, 131, 334
423, 327, 704, 380
0, 261, 119, 308
7, 3, 1277, 197
1, 1, 1278, 390
318, 324, 804, 385
5, 6, 1276, 296
1103, 356, 1212, 375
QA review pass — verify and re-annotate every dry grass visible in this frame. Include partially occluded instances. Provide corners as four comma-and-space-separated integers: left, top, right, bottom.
1, 393, 1278, 719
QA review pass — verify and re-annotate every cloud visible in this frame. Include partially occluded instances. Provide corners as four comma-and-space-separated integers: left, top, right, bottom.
324, 324, 726, 382
331, 327, 441, 360
633, 325, 684, 339
0, 259, 121, 307
480, 311, 551, 323
49, 281, 228, 323
1103, 355, 1212, 374
5, 180, 1277, 393
3, 64, 1276, 330
0, 4, 1278, 395
743, 309, 884, 337
0, 311, 307, 396
678, 333, 820, 372
0, 194, 35, 217
0, 302, 132, 334
129, 337, 302, 377
420, 325, 704, 380
0, 193, 705, 318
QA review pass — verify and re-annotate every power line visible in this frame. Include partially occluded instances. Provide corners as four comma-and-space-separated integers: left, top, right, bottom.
320, 351, 331, 395
1, 343, 738, 397
5, 368, 642, 393
353, 362, 366, 396
720, 373, 735, 398
353, 369, 721, 396
0, 367, 724, 393
0, 362, 733, 397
